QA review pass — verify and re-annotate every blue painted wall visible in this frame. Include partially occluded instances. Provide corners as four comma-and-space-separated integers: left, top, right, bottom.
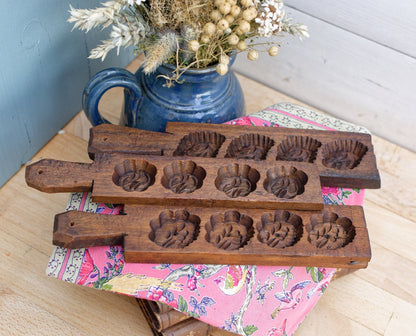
0, 1, 135, 187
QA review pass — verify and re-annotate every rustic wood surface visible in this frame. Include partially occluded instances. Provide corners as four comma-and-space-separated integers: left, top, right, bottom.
26, 153, 324, 210
88, 121, 381, 189
0, 56, 415, 335
53, 204, 370, 268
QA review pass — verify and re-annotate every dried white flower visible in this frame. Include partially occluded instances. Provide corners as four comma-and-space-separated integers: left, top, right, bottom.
255, 0, 284, 37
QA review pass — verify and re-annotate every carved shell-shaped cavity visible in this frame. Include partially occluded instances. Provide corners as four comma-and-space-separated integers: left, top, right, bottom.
215, 163, 260, 198
276, 136, 321, 163
161, 160, 206, 194
173, 131, 226, 158
256, 210, 303, 248
264, 166, 308, 199
307, 212, 355, 249
149, 210, 200, 249
322, 139, 368, 170
112, 159, 156, 192
225, 133, 274, 160
206, 210, 254, 250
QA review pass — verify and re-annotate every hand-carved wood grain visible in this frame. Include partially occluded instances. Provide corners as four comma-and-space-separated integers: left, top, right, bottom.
215, 163, 260, 198
160, 160, 206, 194
307, 211, 356, 249
112, 159, 156, 192
173, 131, 226, 158
149, 210, 200, 249
53, 204, 371, 268
257, 210, 303, 248
263, 166, 308, 199
225, 133, 274, 160
322, 139, 368, 170
205, 210, 254, 250
276, 135, 321, 163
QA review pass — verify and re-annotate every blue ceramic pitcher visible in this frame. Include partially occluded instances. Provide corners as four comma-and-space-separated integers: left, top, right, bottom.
82, 56, 245, 132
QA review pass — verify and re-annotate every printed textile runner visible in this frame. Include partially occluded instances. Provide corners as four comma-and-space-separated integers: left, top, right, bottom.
46, 103, 368, 336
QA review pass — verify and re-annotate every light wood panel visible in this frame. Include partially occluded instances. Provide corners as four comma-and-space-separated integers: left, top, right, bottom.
233, 8, 416, 152
286, 0, 416, 57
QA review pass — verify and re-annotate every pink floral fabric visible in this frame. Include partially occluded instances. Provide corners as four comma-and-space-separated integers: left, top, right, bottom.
47, 104, 367, 336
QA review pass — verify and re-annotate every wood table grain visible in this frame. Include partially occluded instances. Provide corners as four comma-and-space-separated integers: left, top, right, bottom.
1, 55, 415, 335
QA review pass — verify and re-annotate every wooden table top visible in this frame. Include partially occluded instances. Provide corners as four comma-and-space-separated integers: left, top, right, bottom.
1, 56, 415, 335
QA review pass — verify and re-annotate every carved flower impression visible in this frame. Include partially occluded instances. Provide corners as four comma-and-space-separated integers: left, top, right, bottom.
226, 134, 274, 161
150, 210, 199, 249
113, 159, 156, 192
206, 210, 253, 250
264, 166, 308, 199
308, 212, 355, 249
161, 160, 206, 194
322, 139, 368, 170
276, 136, 321, 163
257, 210, 302, 248
173, 131, 225, 158
215, 163, 260, 198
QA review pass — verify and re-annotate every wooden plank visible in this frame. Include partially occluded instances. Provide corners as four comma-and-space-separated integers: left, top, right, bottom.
286, 0, 416, 57
53, 205, 370, 268
233, 8, 416, 152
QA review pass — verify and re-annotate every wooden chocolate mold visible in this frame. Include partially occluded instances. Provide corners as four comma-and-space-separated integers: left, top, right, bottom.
26, 153, 324, 210
53, 204, 371, 268
87, 123, 380, 189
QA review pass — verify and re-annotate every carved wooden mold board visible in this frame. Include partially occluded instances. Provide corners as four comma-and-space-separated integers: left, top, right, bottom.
53, 204, 371, 268
25, 153, 324, 210
88, 122, 381, 189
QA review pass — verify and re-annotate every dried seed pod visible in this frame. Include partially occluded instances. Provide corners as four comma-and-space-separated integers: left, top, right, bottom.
238, 20, 251, 33
237, 40, 247, 51
228, 33, 239, 45
217, 19, 230, 31
211, 10, 222, 22
204, 22, 217, 36
241, 0, 254, 8
216, 63, 228, 76
219, 54, 230, 65
230, 4, 241, 17
268, 46, 279, 56
225, 14, 235, 24
247, 49, 258, 61
242, 7, 257, 21
188, 40, 200, 52
219, 2, 231, 15
200, 34, 210, 44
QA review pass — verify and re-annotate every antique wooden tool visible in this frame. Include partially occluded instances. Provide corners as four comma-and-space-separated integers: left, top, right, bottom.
87, 122, 381, 189
26, 153, 324, 210
53, 204, 371, 268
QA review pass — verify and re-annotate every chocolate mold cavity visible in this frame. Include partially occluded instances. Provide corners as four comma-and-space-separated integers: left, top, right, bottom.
173, 131, 226, 158
112, 159, 156, 192
215, 163, 260, 198
206, 210, 254, 250
307, 212, 355, 249
256, 210, 303, 248
225, 133, 274, 160
161, 160, 206, 194
276, 136, 321, 163
264, 166, 308, 199
149, 210, 200, 249
322, 139, 368, 170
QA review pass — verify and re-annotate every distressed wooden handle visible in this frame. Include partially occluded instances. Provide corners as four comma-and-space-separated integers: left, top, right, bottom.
25, 159, 94, 193
53, 210, 128, 249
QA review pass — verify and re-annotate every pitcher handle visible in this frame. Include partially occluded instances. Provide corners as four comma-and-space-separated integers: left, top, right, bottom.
82, 68, 142, 126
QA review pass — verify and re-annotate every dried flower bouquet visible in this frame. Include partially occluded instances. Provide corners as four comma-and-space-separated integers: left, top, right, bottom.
69, 0, 308, 78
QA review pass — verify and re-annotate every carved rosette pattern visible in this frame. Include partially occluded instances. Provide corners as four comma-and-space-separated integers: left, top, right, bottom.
149, 210, 200, 249
276, 136, 321, 163
225, 133, 274, 160
173, 131, 226, 158
307, 212, 355, 249
215, 163, 260, 198
257, 210, 303, 248
112, 159, 156, 192
322, 139, 368, 170
206, 210, 253, 250
264, 166, 308, 199
161, 160, 206, 194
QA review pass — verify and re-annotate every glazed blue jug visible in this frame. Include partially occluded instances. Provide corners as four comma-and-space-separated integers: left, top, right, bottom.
82, 56, 245, 132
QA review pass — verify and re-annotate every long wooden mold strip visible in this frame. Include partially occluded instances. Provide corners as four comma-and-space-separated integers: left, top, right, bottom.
88, 122, 381, 189
26, 153, 324, 210
53, 204, 371, 269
